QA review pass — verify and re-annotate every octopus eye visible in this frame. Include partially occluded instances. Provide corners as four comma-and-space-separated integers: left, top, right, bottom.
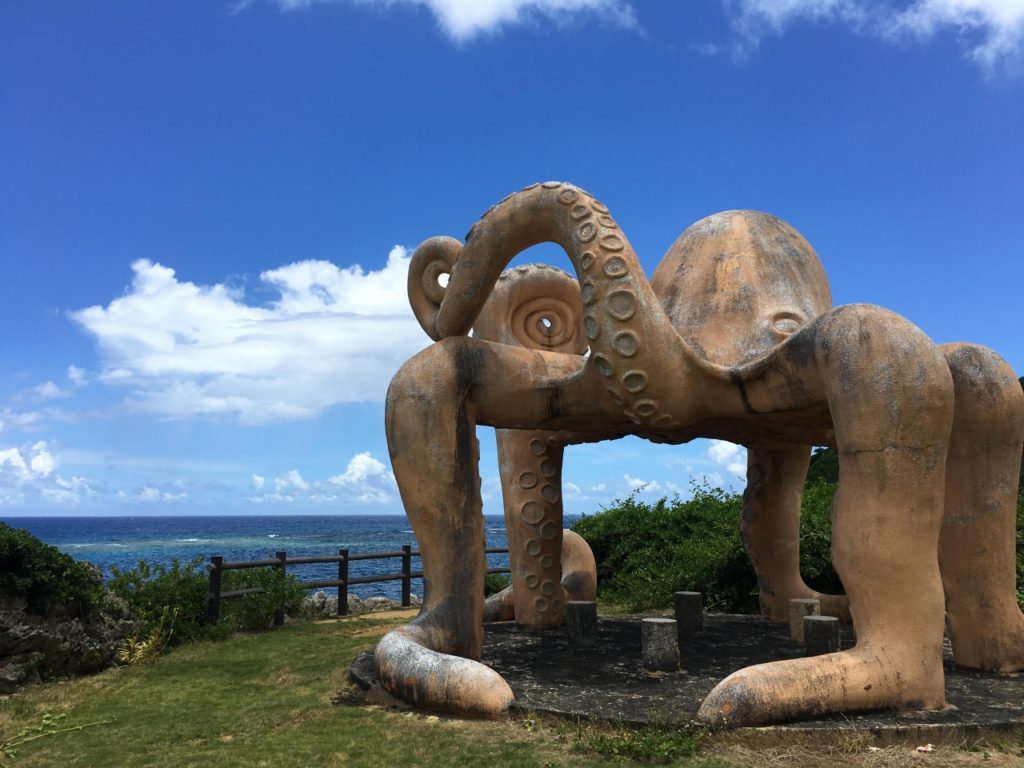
771, 312, 803, 336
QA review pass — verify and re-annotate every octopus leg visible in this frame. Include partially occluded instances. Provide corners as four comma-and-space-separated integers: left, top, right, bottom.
377, 337, 614, 716
493, 428, 600, 626
699, 305, 952, 726
483, 527, 598, 623
742, 441, 850, 622
939, 343, 1024, 672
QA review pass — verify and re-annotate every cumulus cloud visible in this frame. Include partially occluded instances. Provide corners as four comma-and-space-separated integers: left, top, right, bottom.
327, 451, 398, 503
275, 469, 310, 492
0, 441, 99, 506
241, 0, 637, 42
246, 451, 398, 505
707, 439, 747, 477
67, 366, 87, 386
727, 0, 1024, 71
71, 247, 430, 424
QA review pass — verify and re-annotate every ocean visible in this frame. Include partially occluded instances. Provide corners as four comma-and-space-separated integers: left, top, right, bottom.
2, 515, 514, 602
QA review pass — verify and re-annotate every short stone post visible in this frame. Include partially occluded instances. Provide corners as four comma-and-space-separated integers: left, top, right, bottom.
566, 600, 598, 648
642, 617, 679, 671
789, 598, 820, 642
673, 591, 703, 644
803, 615, 841, 655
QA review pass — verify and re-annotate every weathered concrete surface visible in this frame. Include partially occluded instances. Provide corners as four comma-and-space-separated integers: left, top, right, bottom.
377, 181, 1024, 723
352, 614, 1024, 733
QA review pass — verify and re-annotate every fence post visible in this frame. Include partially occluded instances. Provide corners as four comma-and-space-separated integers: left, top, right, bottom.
274, 551, 287, 626
207, 556, 223, 624
401, 544, 412, 607
338, 548, 349, 617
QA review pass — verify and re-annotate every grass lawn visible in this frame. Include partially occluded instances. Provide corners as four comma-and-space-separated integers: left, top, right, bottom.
1, 612, 1022, 768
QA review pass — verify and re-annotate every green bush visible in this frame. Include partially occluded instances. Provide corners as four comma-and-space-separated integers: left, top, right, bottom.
108, 557, 305, 644
108, 558, 221, 645
571, 485, 754, 612
484, 573, 510, 597
0, 523, 103, 615
571, 482, 844, 613
221, 567, 305, 632
573, 478, 1023, 613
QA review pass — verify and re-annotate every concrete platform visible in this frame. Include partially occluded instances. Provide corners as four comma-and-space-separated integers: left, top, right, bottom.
350, 613, 1023, 737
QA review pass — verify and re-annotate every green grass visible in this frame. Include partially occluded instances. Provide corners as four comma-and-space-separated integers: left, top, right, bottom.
2, 613, 1021, 768
0, 614, 736, 768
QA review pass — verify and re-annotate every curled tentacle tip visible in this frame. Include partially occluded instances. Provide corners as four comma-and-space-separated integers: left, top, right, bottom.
374, 629, 514, 718
696, 675, 765, 729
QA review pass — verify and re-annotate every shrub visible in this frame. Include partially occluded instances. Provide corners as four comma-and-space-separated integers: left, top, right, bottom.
108, 557, 307, 645
108, 558, 219, 645
571, 481, 845, 612
221, 567, 305, 632
0, 523, 103, 615
571, 485, 754, 612
484, 573, 510, 597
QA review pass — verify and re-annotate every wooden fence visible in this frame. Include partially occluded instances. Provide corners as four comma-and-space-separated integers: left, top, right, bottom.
206, 546, 511, 623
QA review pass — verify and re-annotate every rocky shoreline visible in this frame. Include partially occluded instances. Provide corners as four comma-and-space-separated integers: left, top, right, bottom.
301, 590, 421, 618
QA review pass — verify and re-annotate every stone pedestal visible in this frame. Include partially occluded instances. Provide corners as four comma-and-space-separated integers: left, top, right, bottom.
641, 617, 679, 671
567, 600, 598, 648
803, 615, 841, 655
789, 598, 820, 642
673, 591, 703, 644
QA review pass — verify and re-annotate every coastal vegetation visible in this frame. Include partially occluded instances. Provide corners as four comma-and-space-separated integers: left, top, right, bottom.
0, 524, 104, 616
570, 480, 841, 614
107, 558, 305, 646
572, 451, 1023, 613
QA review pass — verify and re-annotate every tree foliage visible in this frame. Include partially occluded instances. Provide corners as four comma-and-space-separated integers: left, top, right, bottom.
0, 523, 104, 615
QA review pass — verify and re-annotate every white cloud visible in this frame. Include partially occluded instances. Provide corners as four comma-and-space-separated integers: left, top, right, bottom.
245, 0, 637, 42
0, 441, 100, 506
707, 439, 747, 476
327, 451, 397, 503
71, 247, 430, 424
0, 410, 44, 433
67, 366, 87, 386
33, 381, 71, 400
245, 452, 398, 505
727, 0, 1024, 71
890, 0, 1024, 68
275, 469, 310, 492
132, 485, 188, 503
624, 473, 662, 494
41, 476, 97, 506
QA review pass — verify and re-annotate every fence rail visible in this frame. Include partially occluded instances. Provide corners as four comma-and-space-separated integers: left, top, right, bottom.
206, 545, 510, 623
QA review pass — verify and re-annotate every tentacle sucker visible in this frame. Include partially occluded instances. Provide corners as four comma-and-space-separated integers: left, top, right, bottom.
408, 182, 689, 431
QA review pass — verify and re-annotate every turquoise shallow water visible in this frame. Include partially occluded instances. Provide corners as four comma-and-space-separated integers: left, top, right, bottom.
2, 514, 514, 601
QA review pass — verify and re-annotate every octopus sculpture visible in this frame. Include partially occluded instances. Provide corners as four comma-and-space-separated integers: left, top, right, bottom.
376, 181, 1024, 727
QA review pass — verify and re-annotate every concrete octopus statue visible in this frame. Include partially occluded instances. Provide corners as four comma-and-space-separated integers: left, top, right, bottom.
375, 181, 1024, 727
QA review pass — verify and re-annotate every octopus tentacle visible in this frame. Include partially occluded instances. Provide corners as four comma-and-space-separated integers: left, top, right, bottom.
409, 181, 691, 432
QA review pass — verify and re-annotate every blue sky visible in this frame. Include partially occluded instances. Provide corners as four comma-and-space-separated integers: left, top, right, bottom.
2, 0, 1022, 516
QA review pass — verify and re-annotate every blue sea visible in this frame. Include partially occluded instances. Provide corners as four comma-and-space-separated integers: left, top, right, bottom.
2, 515, 513, 602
